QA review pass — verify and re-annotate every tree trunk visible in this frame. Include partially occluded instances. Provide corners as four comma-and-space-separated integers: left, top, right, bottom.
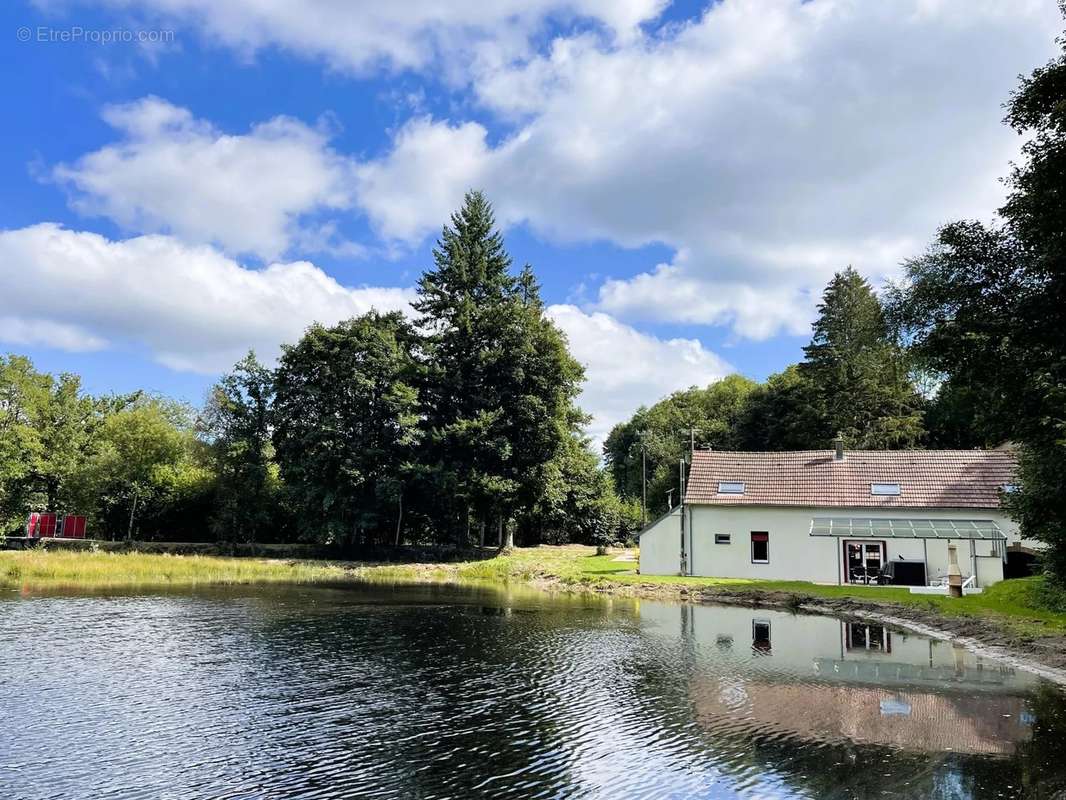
503, 518, 514, 549
394, 491, 404, 546
126, 490, 138, 542
478, 519, 485, 548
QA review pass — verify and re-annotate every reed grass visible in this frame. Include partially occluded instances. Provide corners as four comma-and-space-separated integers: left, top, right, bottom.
0, 549, 351, 590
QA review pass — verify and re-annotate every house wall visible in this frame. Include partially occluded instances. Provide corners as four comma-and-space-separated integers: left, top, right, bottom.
640, 504, 1011, 585
637, 508, 681, 576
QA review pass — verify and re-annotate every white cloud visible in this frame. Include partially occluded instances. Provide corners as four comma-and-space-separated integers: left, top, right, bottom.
548, 304, 732, 446
52, 97, 357, 260
355, 118, 492, 242
0, 224, 415, 372
93, 0, 667, 75
0, 318, 108, 353
354, 0, 1062, 338
0, 225, 720, 444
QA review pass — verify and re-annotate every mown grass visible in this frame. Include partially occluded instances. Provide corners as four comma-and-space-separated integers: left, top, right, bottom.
0, 549, 351, 590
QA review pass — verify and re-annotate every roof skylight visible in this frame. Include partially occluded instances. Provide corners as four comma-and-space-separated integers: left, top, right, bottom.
870, 483, 901, 496
718, 481, 745, 494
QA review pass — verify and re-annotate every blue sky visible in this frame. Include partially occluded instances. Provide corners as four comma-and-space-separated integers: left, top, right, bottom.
1, 0, 1060, 443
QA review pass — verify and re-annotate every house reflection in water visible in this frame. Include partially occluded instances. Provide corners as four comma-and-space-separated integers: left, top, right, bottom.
642, 601, 1039, 757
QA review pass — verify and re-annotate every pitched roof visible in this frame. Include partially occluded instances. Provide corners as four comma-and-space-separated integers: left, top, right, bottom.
684, 449, 1017, 509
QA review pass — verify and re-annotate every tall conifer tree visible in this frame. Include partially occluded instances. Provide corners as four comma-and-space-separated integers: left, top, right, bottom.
800, 267, 924, 448
415, 191, 583, 545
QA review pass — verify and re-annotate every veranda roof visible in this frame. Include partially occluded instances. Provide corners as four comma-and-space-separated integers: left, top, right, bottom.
809, 517, 1006, 540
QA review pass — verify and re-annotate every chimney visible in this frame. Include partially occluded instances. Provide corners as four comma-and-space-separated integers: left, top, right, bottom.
833, 434, 845, 461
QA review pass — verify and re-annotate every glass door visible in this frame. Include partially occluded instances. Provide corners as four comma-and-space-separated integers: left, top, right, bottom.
844, 541, 885, 583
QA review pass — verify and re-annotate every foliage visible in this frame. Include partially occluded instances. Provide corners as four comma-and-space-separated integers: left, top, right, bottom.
74, 396, 203, 540
200, 352, 280, 544
734, 365, 826, 451
887, 17, 1066, 581
414, 191, 584, 546
272, 312, 420, 549
604, 375, 758, 515
520, 431, 631, 546
0, 356, 100, 528
799, 267, 925, 449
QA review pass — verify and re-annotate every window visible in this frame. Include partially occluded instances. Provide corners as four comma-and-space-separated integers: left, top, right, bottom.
714, 533, 731, 545
845, 622, 891, 653
751, 531, 769, 563
717, 481, 745, 494
752, 619, 772, 652
870, 483, 901, 496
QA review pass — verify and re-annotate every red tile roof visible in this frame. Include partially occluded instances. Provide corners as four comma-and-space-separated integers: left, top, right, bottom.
684, 450, 1017, 509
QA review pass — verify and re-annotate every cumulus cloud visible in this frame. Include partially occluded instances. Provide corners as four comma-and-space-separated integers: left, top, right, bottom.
0, 225, 723, 443
94, 0, 667, 75
52, 97, 357, 260
353, 0, 1061, 338
0, 224, 414, 372
548, 304, 732, 447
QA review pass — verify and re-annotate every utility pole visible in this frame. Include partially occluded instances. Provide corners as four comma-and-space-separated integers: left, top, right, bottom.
635, 429, 649, 527
679, 427, 701, 462
641, 438, 647, 527
679, 457, 687, 575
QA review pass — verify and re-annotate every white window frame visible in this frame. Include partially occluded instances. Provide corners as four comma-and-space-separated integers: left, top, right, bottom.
714, 533, 731, 545
717, 481, 745, 495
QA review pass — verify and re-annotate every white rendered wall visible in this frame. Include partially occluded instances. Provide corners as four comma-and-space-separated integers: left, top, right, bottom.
685, 505, 1010, 586
637, 508, 682, 576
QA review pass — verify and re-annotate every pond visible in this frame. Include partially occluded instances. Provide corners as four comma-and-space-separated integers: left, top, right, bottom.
2, 582, 1065, 799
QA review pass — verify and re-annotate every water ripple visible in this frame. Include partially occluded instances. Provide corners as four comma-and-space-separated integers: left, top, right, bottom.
2, 584, 1065, 800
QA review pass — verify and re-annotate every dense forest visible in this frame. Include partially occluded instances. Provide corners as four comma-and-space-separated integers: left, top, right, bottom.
2, 29, 1065, 578
0, 193, 637, 551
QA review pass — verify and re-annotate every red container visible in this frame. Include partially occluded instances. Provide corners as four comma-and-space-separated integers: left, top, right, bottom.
38, 513, 57, 537
26, 512, 40, 537
62, 515, 87, 539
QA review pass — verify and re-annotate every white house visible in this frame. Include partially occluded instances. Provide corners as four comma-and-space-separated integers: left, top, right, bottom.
638, 445, 1027, 587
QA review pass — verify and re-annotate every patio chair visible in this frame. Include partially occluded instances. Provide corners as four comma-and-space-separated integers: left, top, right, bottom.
849, 567, 869, 584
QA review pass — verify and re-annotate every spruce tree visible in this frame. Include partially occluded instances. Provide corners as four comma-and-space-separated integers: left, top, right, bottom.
415, 191, 583, 546
800, 267, 924, 449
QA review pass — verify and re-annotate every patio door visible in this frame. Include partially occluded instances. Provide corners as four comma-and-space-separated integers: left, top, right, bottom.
844, 541, 885, 583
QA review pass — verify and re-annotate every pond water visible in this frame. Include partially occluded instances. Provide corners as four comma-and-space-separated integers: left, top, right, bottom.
2, 582, 1065, 800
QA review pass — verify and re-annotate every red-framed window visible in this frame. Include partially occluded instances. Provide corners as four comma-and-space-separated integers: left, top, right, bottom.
751, 531, 769, 563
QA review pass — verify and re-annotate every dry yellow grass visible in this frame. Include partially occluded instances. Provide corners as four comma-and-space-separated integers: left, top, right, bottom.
0, 549, 351, 590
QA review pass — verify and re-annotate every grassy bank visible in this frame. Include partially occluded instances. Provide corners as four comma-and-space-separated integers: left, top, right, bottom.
4, 545, 1064, 643
345, 546, 1066, 636
0, 549, 352, 590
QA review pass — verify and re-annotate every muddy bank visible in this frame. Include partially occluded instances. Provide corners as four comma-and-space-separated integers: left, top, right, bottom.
528, 576, 1066, 685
